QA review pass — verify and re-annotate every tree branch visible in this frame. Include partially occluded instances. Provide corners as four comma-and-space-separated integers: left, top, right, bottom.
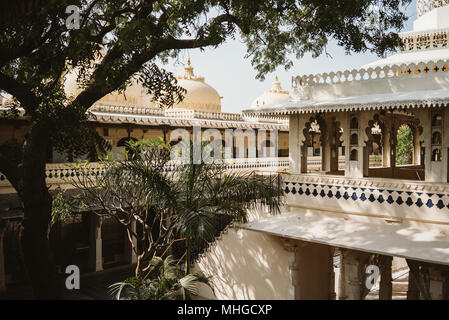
0, 150, 22, 194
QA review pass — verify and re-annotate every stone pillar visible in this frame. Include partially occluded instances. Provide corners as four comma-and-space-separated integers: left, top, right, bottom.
442, 107, 449, 182
270, 129, 279, 158
382, 118, 392, 167
336, 113, 350, 174
282, 238, 300, 300
289, 115, 300, 173
322, 116, 340, 173
407, 273, 420, 300
338, 249, 371, 300
253, 128, 259, 158
224, 128, 234, 159
390, 118, 398, 170
329, 247, 337, 300
413, 126, 421, 165
89, 214, 103, 272
123, 220, 137, 265
413, 109, 433, 181
161, 125, 170, 144
289, 115, 308, 174
321, 117, 331, 173
0, 220, 7, 294
428, 265, 448, 300
379, 255, 393, 300
346, 112, 372, 178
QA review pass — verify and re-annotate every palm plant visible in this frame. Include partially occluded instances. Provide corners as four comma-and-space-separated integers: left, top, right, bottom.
71, 138, 284, 278
173, 143, 284, 273
108, 255, 211, 300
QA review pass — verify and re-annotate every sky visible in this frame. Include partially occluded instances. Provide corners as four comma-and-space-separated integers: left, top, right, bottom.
162, 0, 418, 114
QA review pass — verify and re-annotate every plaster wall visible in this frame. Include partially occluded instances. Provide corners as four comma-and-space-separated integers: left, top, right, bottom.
194, 207, 291, 300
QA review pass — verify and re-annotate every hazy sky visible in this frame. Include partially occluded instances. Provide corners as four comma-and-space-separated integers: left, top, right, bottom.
163, 1, 417, 114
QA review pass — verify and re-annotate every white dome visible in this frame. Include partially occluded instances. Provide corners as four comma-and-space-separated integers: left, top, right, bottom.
174, 60, 222, 112
251, 76, 290, 107
64, 67, 154, 108
64, 58, 222, 112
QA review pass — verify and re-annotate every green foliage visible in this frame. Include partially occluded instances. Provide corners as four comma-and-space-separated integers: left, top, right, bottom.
51, 189, 76, 226
108, 255, 211, 300
71, 138, 284, 275
0, 0, 411, 169
396, 125, 413, 165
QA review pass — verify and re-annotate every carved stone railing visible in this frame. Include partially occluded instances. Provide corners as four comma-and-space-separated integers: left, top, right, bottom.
417, 0, 449, 17
399, 28, 449, 52
282, 172, 449, 224
0, 157, 289, 189
291, 59, 449, 89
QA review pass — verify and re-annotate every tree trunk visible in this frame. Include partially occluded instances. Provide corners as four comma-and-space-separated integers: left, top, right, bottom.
20, 124, 61, 299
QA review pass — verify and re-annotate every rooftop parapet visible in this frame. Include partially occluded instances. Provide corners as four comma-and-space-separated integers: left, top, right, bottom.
292, 59, 449, 89
290, 59, 449, 102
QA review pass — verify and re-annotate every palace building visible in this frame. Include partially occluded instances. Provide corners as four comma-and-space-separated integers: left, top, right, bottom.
193, 0, 449, 300
2, 1, 449, 301
0, 60, 289, 295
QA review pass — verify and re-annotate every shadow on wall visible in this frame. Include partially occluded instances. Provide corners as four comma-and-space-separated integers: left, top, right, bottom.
194, 227, 290, 300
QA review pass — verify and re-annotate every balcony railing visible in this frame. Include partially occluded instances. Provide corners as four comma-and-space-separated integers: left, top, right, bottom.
0, 157, 290, 189
282, 172, 449, 225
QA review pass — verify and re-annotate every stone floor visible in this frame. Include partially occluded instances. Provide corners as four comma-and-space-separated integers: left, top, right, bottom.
1, 265, 135, 300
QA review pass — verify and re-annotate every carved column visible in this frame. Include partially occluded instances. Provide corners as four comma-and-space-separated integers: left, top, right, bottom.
428, 265, 449, 300
413, 109, 433, 181
270, 129, 279, 158
346, 112, 371, 178
379, 255, 393, 300
89, 214, 103, 272
289, 115, 308, 174
322, 115, 339, 173
382, 117, 392, 167
281, 238, 300, 300
253, 128, 259, 158
123, 220, 137, 265
442, 106, 449, 182
289, 115, 300, 173
0, 220, 7, 294
336, 113, 350, 174
224, 128, 234, 159
338, 249, 370, 300
407, 273, 420, 300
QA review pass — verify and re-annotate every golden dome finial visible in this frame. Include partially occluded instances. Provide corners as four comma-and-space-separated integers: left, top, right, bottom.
184, 59, 194, 78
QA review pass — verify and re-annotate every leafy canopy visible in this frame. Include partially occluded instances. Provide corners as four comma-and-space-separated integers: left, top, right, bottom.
0, 0, 411, 177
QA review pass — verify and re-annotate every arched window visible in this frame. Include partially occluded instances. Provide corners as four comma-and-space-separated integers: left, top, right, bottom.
432, 148, 442, 161
396, 125, 413, 165
350, 133, 358, 146
432, 131, 442, 145
432, 114, 442, 127
350, 117, 359, 129
350, 149, 358, 161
